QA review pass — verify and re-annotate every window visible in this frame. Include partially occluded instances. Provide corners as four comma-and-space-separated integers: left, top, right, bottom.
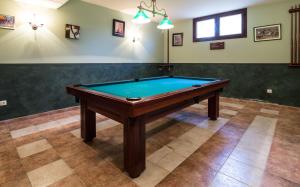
196, 19, 215, 38
193, 8, 247, 42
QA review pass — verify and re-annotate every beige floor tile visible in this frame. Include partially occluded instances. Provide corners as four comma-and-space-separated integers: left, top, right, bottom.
17, 139, 52, 158
260, 108, 279, 115
191, 104, 206, 109
36, 121, 61, 131
96, 113, 103, 117
70, 119, 120, 138
96, 119, 119, 131
53, 116, 80, 129
10, 126, 39, 139
237, 129, 273, 154
247, 116, 277, 136
72, 115, 81, 121
178, 127, 212, 147
236, 115, 276, 154
146, 118, 173, 132
27, 159, 73, 187
236, 141, 272, 156
56, 115, 80, 125
253, 115, 277, 125
240, 130, 273, 144
11, 115, 81, 139
147, 146, 173, 164
147, 118, 227, 175
245, 126, 275, 138
70, 129, 80, 138
169, 112, 208, 126
167, 138, 198, 158
250, 116, 277, 129
178, 123, 216, 147
196, 118, 229, 133
210, 172, 249, 187
155, 151, 186, 172
220, 158, 264, 186
220, 102, 244, 109
147, 118, 228, 173
227, 115, 275, 175
220, 109, 238, 116
37, 116, 80, 132
133, 161, 169, 187
230, 147, 269, 170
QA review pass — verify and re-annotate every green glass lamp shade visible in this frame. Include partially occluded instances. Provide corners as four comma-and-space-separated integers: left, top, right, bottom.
132, 10, 151, 24
157, 17, 174, 30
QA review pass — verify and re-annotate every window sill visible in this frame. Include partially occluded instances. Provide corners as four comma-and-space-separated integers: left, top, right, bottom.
193, 34, 247, 42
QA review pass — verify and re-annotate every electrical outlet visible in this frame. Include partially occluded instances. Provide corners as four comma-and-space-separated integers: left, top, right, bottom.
0, 100, 7, 106
267, 89, 273, 94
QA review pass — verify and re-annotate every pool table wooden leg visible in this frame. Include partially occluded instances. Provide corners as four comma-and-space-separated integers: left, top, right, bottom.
208, 92, 219, 120
123, 117, 146, 178
80, 99, 96, 142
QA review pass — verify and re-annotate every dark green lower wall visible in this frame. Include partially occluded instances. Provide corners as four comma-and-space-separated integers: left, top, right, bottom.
0, 63, 163, 121
1, 63, 299, 121
172, 63, 300, 107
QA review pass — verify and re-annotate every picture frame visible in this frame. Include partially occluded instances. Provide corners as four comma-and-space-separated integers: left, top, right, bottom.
113, 19, 125, 37
210, 42, 225, 50
254, 24, 282, 42
0, 14, 15, 30
65, 24, 80, 40
172, 33, 184, 46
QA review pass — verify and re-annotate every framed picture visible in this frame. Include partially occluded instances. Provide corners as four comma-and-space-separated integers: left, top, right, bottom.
172, 33, 183, 46
210, 42, 225, 50
113, 19, 125, 37
0, 14, 15, 30
254, 24, 281, 42
65, 24, 80, 40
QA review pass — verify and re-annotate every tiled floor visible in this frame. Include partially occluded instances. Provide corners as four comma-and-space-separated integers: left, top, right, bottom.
0, 97, 299, 187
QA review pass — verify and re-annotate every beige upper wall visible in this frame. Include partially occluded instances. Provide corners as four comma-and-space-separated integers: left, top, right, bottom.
166, 0, 300, 64
0, 0, 164, 64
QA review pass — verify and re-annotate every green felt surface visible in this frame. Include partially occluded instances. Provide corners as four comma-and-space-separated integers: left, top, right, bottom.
83, 77, 215, 98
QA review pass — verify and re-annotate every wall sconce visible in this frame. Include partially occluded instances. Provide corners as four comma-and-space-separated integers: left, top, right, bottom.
133, 35, 141, 43
28, 14, 44, 30
129, 28, 142, 43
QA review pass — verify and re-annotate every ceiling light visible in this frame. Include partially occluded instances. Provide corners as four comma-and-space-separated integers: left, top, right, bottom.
157, 16, 174, 30
132, 0, 174, 30
132, 9, 151, 24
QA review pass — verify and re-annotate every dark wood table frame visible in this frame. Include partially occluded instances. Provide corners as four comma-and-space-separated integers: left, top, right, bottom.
66, 76, 229, 178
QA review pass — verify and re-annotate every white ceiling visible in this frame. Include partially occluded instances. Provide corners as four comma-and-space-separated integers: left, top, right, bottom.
82, 0, 285, 21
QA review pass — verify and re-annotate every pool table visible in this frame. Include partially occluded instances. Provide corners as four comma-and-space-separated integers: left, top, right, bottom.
66, 76, 229, 178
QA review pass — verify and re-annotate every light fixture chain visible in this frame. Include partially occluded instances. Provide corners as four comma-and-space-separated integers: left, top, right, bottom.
139, 0, 167, 17
139, 0, 153, 9
154, 0, 167, 16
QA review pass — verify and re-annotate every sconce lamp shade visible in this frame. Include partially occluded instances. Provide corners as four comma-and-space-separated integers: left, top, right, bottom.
157, 17, 174, 30
28, 14, 44, 30
132, 10, 151, 24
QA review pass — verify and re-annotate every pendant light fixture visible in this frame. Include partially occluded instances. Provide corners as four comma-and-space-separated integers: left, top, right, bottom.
132, 0, 174, 30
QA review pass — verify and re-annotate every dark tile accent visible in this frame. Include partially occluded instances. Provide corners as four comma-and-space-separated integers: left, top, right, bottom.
0, 63, 163, 120
171, 63, 300, 107
2, 63, 299, 121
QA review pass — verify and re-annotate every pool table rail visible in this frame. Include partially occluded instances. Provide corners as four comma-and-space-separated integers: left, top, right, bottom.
66, 78, 229, 121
